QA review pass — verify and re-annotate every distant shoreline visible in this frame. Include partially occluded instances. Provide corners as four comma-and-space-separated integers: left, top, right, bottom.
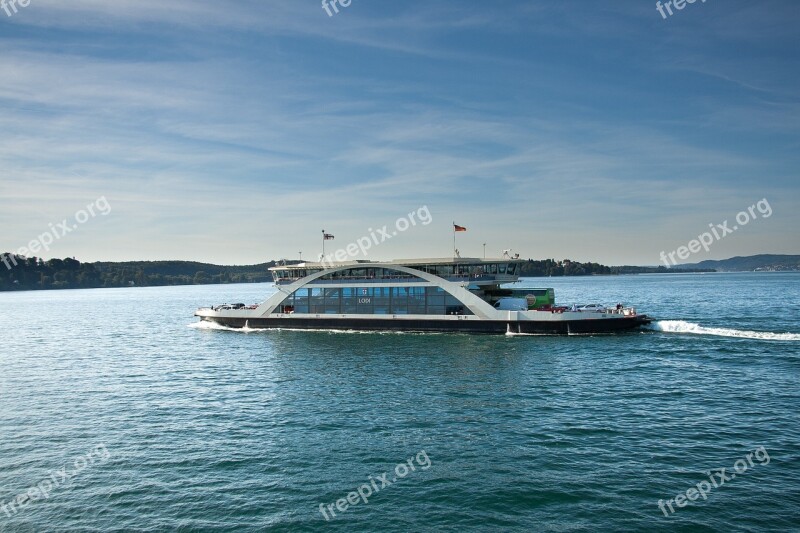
0, 253, 717, 293
2, 252, 797, 293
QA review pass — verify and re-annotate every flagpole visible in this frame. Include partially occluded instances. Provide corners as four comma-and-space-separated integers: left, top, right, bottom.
452, 222, 456, 257
322, 229, 325, 260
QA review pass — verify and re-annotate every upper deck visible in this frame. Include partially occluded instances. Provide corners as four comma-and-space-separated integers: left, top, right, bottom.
269, 257, 525, 286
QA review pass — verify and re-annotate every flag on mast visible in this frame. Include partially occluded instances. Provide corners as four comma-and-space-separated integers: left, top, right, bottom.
321, 229, 335, 261
452, 222, 467, 257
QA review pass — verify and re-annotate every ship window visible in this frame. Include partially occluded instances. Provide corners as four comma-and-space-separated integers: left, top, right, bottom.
489, 264, 498, 274
309, 288, 325, 313
324, 288, 341, 313
425, 286, 446, 314
444, 292, 470, 315
343, 289, 358, 312
356, 287, 373, 313
391, 287, 409, 314
508, 263, 517, 275
292, 288, 309, 313
408, 286, 426, 314
499, 264, 507, 274
373, 287, 390, 314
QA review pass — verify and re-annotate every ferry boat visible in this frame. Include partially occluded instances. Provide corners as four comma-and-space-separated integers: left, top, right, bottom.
194, 257, 651, 334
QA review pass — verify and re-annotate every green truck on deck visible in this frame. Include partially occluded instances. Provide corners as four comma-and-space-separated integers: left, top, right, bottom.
508, 288, 556, 309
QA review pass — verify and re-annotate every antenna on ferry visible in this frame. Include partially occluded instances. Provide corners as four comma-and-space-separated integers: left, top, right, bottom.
502, 249, 511, 259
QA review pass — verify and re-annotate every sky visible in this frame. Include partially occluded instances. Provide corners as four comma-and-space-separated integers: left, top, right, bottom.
0, 0, 798, 266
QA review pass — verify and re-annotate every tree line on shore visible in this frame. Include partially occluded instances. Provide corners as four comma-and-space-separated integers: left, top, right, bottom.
0, 255, 275, 291
0, 254, 713, 292
517, 259, 710, 276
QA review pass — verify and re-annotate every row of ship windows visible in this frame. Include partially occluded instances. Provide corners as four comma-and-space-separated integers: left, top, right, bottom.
274, 286, 473, 315
272, 264, 519, 281
410, 263, 518, 276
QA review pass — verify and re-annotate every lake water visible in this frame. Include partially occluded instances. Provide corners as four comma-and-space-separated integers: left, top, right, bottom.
1, 273, 799, 532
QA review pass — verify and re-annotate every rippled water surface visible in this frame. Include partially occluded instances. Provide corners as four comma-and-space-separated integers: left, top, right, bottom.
1, 273, 799, 532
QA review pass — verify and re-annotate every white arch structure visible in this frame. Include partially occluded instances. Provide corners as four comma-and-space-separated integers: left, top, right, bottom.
253, 264, 499, 319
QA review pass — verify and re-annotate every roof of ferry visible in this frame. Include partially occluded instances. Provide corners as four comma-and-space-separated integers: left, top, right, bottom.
269, 257, 525, 270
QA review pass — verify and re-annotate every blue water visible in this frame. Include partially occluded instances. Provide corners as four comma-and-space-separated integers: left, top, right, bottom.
1, 273, 799, 532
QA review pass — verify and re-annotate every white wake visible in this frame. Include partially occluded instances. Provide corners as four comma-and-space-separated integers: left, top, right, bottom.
648, 320, 800, 341
188, 321, 257, 332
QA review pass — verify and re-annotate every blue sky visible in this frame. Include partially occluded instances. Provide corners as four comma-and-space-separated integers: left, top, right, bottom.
1, 0, 798, 265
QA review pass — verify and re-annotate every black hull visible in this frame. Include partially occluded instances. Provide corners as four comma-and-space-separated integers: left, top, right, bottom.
201, 315, 652, 335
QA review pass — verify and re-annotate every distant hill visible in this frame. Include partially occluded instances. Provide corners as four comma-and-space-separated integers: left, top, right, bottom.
91, 260, 276, 280
0, 256, 282, 291
679, 254, 800, 272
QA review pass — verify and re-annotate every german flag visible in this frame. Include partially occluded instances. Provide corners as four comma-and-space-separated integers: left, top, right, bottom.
453, 223, 467, 232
